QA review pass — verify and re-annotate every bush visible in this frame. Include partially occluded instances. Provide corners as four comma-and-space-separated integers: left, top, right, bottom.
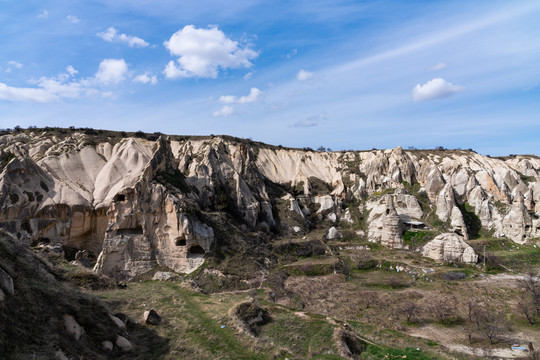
442, 272, 467, 281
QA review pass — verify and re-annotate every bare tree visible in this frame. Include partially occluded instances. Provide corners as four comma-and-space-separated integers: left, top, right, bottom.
476, 307, 509, 344
429, 295, 457, 325
400, 301, 422, 324
519, 271, 540, 316
517, 298, 536, 325
361, 291, 379, 309
466, 296, 480, 323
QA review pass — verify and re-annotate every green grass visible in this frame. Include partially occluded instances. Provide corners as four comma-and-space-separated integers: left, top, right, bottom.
100, 281, 267, 359
260, 307, 338, 358
402, 230, 435, 249
468, 237, 540, 271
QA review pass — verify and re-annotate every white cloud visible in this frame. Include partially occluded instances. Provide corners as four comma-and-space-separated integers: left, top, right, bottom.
238, 87, 262, 103
133, 73, 158, 85
66, 15, 79, 24
219, 87, 262, 104
66, 65, 78, 76
219, 95, 236, 104
0, 75, 82, 103
244, 72, 253, 80
163, 25, 258, 79
37, 10, 48, 19
430, 62, 448, 70
97, 27, 149, 48
291, 113, 326, 127
0, 59, 131, 103
212, 105, 235, 117
95, 59, 128, 85
296, 69, 314, 81
0, 83, 57, 102
412, 78, 464, 101
8, 61, 23, 69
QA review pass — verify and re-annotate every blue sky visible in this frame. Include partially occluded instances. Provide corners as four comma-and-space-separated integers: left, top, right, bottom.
1, 0, 539, 155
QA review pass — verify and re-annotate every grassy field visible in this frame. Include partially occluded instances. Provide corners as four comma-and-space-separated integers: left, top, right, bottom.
95, 279, 454, 360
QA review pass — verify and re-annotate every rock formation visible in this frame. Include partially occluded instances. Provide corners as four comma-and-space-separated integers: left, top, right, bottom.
368, 195, 404, 248
422, 233, 478, 264
1, 129, 539, 278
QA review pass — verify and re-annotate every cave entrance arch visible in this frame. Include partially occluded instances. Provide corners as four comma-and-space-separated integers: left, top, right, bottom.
187, 245, 205, 258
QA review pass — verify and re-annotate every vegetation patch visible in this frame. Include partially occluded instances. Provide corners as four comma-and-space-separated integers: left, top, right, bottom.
228, 301, 271, 337
1, 151, 15, 168
457, 203, 482, 239
156, 169, 191, 193
402, 230, 434, 249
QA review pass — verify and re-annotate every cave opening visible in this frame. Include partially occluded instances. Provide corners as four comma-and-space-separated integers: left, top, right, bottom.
188, 245, 205, 255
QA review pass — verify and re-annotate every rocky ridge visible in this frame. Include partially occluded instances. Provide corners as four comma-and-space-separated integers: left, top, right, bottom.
1, 130, 539, 279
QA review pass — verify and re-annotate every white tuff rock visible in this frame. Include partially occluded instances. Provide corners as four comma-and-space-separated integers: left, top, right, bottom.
422, 233, 478, 264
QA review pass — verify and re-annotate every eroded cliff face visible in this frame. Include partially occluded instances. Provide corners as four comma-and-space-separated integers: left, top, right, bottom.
1, 130, 539, 278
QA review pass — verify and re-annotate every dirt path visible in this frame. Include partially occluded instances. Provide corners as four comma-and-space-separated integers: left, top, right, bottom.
408, 325, 527, 359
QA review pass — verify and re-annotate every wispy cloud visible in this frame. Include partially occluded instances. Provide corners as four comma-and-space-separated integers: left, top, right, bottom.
37, 10, 48, 19
296, 69, 313, 81
133, 73, 158, 85
333, 3, 540, 76
8, 61, 23, 69
430, 62, 448, 71
213, 105, 235, 117
0, 67, 82, 102
0, 59, 130, 102
66, 15, 80, 24
219, 88, 262, 104
97, 27, 149, 48
285, 48, 298, 59
291, 113, 326, 127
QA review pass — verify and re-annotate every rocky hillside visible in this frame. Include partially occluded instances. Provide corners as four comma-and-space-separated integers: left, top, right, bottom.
0, 129, 539, 280
0, 230, 168, 359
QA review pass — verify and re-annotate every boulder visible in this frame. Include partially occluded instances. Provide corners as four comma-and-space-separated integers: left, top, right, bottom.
116, 335, 133, 351
109, 313, 126, 331
74, 249, 91, 268
102, 340, 114, 351
422, 233, 478, 264
326, 227, 342, 240
152, 271, 180, 281
340, 208, 353, 224
63, 314, 84, 341
143, 309, 162, 325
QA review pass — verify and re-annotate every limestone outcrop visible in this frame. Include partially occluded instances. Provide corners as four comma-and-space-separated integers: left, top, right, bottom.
422, 233, 478, 264
1, 130, 539, 277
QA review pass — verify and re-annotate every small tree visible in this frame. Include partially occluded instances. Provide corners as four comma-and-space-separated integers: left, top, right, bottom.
400, 301, 422, 324
361, 291, 379, 309
429, 295, 457, 325
517, 298, 536, 325
519, 271, 540, 316
476, 307, 509, 344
